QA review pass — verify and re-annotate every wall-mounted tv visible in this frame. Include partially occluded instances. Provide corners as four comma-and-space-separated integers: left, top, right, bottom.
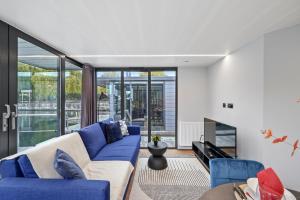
204, 118, 237, 158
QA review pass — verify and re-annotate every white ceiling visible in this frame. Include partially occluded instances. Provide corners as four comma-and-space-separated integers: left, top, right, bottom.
0, 0, 300, 67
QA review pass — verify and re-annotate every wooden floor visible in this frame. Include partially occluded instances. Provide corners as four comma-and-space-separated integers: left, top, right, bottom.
125, 149, 194, 200
139, 148, 193, 157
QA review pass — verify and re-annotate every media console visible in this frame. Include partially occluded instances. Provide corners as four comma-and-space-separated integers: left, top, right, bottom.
192, 141, 232, 171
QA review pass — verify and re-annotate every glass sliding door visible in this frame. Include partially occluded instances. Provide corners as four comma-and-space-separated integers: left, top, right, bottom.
17, 38, 59, 151
96, 71, 122, 121
96, 68, 177, 148
124, 71, 148, 147
151, 71, 176, 147
65, 61, 82, 134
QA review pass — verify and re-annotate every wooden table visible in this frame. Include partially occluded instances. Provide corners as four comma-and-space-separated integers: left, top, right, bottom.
200, 183, 300, 200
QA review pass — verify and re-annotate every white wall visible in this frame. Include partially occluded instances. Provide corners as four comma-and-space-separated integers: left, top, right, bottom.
206, 24, 300, 190
263, 25, 300, 190
206, 37, 265, 161
178, 67, 207, 147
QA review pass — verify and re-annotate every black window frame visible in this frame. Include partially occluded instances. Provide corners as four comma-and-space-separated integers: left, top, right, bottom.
63, 57, 83, 134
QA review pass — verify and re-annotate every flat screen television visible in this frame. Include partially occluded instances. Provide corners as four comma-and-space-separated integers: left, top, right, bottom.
204, 118, 237, 158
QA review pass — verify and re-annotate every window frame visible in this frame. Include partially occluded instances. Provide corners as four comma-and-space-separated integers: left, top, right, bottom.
62, 57, 83, 134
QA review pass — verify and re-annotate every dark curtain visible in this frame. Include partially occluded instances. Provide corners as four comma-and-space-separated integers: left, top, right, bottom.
81, 65, 96, 127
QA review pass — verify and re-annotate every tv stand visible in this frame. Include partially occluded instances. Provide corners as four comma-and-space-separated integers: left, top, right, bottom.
192, 141, 232, 171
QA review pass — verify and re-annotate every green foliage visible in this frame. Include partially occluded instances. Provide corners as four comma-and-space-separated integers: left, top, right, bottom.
18, 62, 82, 101
65, 70, 82, 100
152, 135, 161, 142
18, 62, 57, 101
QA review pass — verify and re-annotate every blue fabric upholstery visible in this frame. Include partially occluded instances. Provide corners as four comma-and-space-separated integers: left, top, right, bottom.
79, 123, 107, 159
54, 149, 86, 179
127, 125, 140, 135
105, 122, 123, 143
99, 118, 114, 140
17, 155, 39, 178
111, 135, 141, 147
0, 178, 110, 200
0, 121, 140, 200
0, 158, 23, 178
93, 135, 141, 166
209, 158, 264, 188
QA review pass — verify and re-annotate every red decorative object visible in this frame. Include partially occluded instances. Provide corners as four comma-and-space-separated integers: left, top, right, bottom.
257, 168, 284, 200
263, 129, 273, 138
261, 129, 299, 157
272, 136, 287, 144
291, 139, 299, 157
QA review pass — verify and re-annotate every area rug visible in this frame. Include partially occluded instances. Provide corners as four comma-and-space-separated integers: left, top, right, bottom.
129, 158, 210, 200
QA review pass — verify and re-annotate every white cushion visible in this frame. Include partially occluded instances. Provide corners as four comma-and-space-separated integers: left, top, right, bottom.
26, 132, 90, 179
84, 161, 134, 200
119, 120, 128, 136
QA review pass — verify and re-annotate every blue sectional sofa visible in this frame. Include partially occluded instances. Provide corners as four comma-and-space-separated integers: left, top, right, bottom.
0, 120, 141, 200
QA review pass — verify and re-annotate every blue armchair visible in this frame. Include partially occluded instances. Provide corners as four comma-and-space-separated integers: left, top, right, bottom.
209, 158, 264, 188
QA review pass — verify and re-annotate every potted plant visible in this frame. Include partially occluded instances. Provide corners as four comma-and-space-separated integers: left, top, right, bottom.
152, 135, 161, 146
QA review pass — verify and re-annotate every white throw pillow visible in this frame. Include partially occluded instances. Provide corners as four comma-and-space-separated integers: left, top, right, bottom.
119, 120, 128, 136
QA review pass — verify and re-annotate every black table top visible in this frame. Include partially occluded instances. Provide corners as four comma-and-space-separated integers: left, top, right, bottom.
148, 141, 167, 150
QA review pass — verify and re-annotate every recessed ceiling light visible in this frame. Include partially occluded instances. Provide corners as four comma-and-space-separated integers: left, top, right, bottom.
69, 54, 227, 58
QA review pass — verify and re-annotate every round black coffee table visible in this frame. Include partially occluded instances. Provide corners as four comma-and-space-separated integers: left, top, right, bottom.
147, 141, 168, 170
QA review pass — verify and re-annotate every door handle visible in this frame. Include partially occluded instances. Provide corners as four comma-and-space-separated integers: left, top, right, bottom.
2, 104, 11, 132
11, 104, 18, 130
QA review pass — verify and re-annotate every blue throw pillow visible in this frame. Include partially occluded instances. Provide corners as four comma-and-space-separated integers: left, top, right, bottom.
106, 122, 123, 143
18, 155, 39, 178
99, 118, 114, 140
54, 149, 86, 179
79, 123, 107, 159
0, 158, 23, 178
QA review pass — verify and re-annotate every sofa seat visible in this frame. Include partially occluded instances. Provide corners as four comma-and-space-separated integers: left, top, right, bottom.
107, 135, 140, 147
84, 161, 134, 200
93, 140, 140, 166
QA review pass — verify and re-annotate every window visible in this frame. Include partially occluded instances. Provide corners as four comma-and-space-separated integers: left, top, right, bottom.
96, 68, 177, 148
96, 71, 122, 121
17, 38, 59, 151
65, 61, 82, 134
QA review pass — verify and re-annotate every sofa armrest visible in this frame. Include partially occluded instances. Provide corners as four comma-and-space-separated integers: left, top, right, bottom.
127, 125, 140, 135
0, 178, 110, 200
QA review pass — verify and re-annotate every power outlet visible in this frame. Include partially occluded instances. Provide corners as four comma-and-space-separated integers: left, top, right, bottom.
227, 103, 234, 109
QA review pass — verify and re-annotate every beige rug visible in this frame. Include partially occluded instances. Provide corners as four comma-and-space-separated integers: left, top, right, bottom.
129, 158, 210, 200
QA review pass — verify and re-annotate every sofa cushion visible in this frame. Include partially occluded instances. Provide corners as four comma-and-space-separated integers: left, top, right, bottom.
105, 122, 123, 143
54, 149, 86, 179
18, 155, 38, 178
99, 118, 113, 140
83, 161, 134, 200
119, 120, 128, 136
0, 158, 23, 178
108, 135, 140, 148
26, 133, 90, 179
79, 123, 107, 159
93, 143, 139, 166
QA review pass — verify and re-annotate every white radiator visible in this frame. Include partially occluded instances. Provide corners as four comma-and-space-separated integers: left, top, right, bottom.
178, 121, 203, 148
